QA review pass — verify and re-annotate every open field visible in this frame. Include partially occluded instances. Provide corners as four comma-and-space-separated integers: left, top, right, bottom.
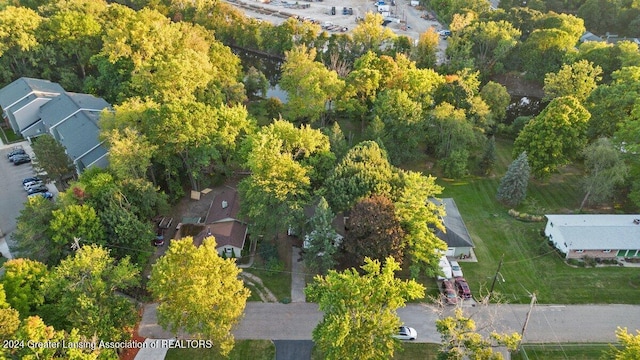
437, 138, 640, 304
514, 343, 618, 360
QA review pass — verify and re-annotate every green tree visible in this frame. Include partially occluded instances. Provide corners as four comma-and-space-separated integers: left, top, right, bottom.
436, 308, 521, 360
303, 197, 338, 275
1, 259, 48, 318
103, 127, 157, 180
496, 151, 531, 207
323, 121, 349, 161
343, 195, 405, 268
49, 204, 106, 264
279, 45, 344, 123
11, 197, 58, 265
351, 12, 396, 55
543, 60, 603, 102
520, 28, 579, 81
452, 20, 521, 75
480, 136, 497, 176
372, 89, 424, 164
305, 257, 425, 360
479, 81, 510, 124
31, 134, 76, 189
513, 96, 591, 178
243, 66, 268, 98
148, 237, 250, 356
0, 285, 21, 343
0, 6, 42, 79
586, 66, 640, 139
324, 141, 394, 212
44, 245, 139, 343
393, 170, 446, 278
413, 28, 439, 69
239, 120, 330, 236
579, 138, 627, 210
602, 327, 640, 360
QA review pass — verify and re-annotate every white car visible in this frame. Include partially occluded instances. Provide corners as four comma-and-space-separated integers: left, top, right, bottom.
24, 180, 43, 191
393, 326, 417, 341
450, 260, 463, 278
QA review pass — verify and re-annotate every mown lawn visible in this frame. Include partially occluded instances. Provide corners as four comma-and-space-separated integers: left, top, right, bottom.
164, 340, 275, 360
513, 343, 617, 359
436, 138, 640, 304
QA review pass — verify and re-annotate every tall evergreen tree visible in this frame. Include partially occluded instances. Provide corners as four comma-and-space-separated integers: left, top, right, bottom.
497, 152, 531, 207
303, 197, 338, 275
480, 136, 497, 176
31, 134, 76, 189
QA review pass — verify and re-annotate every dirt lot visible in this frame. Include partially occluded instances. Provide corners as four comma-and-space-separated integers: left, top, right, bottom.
224, 0, 449, 62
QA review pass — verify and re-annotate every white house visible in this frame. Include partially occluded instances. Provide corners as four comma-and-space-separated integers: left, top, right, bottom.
544, 214, 640, 259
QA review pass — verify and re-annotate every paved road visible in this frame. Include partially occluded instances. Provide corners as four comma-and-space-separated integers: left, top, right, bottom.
138, 302, 640, 344
274, 340, 314, 360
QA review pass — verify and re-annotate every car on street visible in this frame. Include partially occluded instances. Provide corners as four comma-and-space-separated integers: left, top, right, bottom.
454, 277, 472, 299
12, 154, 31, 165
23, 177, 42, 185
28, 191, 53, 200
27, 185, 49, 195
450, 260, 463, 278
441, 280, 458, 305
7, 148, 26, 159
393, 326, 417, 341
438, 29, 452, 38
24, 180, 44, 191
154, 228, 165, 246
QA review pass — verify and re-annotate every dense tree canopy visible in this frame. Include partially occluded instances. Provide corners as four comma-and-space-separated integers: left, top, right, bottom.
306, 257, 425, 360
513, 96, 591, 178
149, 237, 250, 356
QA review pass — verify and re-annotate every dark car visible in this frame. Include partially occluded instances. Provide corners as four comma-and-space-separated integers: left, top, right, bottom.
154, 228, 165, 246
23, 177, 42, 185
7, 148, 26, 159
12, 154, 31, 165
331, 6, 335, 14
454, 277, 472, 299
27, 185, 49, 195
441, 280, 458, 305
28, 191, 53, 200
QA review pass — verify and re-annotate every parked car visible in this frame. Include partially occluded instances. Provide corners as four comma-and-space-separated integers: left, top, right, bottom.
438, 29, 452, 38
22, 177, 41, 185
154, 228, 165, 246
450, 260, 463, 278
393, 326, 417, 341
28, 191, 53, 200
437, 255, 452, 280
454, 277, 472, 299
27, 185, 49, 195
441, 280, 458, 305
12, 154, 31, 165
7, 148, 25, 159
24, 180, 44, 191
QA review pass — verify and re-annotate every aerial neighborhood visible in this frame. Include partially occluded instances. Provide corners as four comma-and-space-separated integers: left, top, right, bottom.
0, 0, 639, 358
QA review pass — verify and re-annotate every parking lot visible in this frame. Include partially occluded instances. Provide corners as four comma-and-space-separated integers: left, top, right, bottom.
224, 0, 449, 63
0, 141, 58, 259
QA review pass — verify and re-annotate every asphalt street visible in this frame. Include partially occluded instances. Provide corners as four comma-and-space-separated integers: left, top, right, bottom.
138, 302, 640, 344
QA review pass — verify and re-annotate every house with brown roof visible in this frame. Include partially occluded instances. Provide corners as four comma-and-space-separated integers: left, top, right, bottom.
193, 187, 248, 258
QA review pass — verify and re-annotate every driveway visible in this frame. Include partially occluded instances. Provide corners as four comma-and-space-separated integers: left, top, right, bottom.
274, 340, 314, 360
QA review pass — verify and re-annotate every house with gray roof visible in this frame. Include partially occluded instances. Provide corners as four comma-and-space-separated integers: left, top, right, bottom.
0, 77, 64, 137
545, 214, 640, 259
0, 77, 111, 174
431, 198, 475, 258
40, 92, 111, 173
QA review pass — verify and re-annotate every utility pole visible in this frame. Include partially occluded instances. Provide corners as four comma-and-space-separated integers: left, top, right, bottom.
488, 253, 504, 299
520, 292, 537, 347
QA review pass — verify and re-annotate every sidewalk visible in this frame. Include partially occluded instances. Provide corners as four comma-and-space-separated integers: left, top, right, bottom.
291, 247, 306, 302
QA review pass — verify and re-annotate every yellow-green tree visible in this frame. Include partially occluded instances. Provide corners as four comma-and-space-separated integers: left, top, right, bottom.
148, 237, 250, 356
602, 327, 640, 360
306, 257, 425, 360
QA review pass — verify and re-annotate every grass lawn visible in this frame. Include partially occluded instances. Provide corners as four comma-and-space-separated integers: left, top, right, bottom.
244, 266, 291, 302
164, 340, 275, 360
435, 138, 640, 304
312, 342, 440, 359
513, 343, 617, 359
